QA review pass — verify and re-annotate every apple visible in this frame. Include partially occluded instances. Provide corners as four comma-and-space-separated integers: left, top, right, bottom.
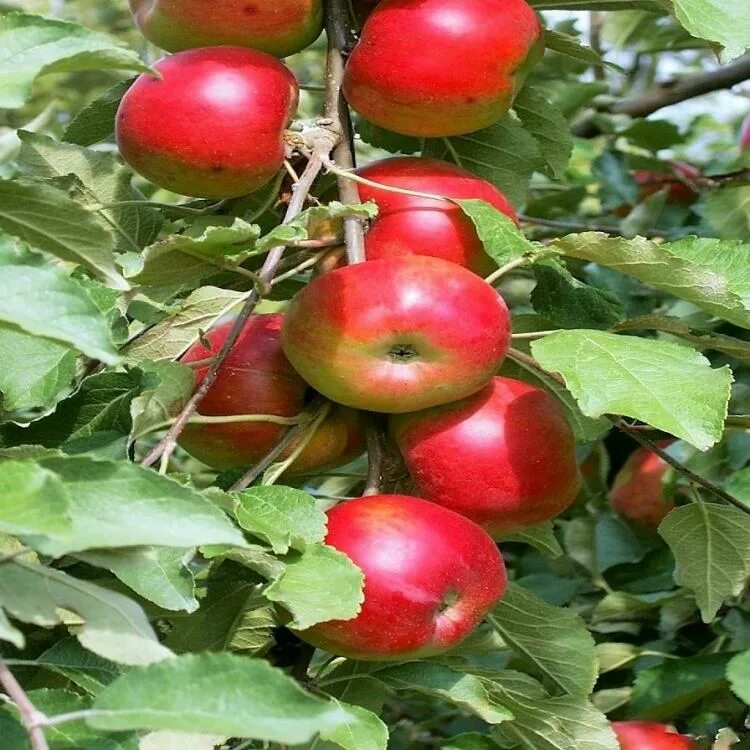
295, 494, 507, 660
390, 377, 581, 536
741, 113, 750, 151
613, 721, 698, 750
633, 161, 700, 205
356, 157, 516, 276
343, 0, 544, 137
281, 255, 511, 413
128, 0, 323, 57
116, 47, 298, 199
177, 314, 363, 474
608, 442, 675, 529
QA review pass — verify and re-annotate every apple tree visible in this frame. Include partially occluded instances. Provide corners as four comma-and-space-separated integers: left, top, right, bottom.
0, 0, 750, 749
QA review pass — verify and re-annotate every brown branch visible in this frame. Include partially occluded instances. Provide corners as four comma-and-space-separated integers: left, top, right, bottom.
0, 657, 50, 750
362, 414, 387, 496
506, 347, 750, 515
140, 151, 327, 470
574, 53, 750, 137
229, 425, 303, 492
324, 0, 367, 265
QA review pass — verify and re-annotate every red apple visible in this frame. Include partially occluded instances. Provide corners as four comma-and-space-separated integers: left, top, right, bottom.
356, 157, 516, 276
116, 47, 298, 199
177, 314, 363, 474
128, 0, 323, 57
633, 162, 700, 205
613, 721, 698, 750
281, 256, 511, 413
295, 494, 507, 660
343, 0, 544, 137
741, 113, 750, 151
390, 377, 581, 536
609, 442, 675, 529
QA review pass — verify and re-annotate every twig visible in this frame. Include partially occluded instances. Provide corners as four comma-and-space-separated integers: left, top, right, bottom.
511, 330, 562, 340
291, 643, 316, 681
575, 53, 750, 137
484, 255, 532, 285
0, 657, 50, 750
362, 414, 386, 496
506, 347, 750, 515
518, 213, 664, 239
271, 250, 329, 285
140, 152, 327, 470
324, 0, 367, 264
228, 426, 305, 492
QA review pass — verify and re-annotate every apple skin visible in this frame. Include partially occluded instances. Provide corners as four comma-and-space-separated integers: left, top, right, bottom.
343, 0, 544, 137
390, 377, 581, 536
116, 47, 298, 199
128, 0, 322, 57
356, 157, 516, 276
295, 494, 507, 660
608, 442, 675, 529
613, 721, 698, 750
177, 314, 363, 474
741, 113, 750, 151
633, 162, 700, 205
281, 256, 512, 414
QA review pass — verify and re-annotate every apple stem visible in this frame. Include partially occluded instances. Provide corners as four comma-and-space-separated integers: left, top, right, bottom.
484, 255, 531, 285
0, 657, 50, 750
507, 347, 750, 516
362, 414, 386, 496
140, 150, 327, 471
324, 0, 367, 265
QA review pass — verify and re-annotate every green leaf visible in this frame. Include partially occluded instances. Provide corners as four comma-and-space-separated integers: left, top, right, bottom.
76, 547, 198, 613
727, 650, 750, 705
659, 503, 750, 621
702, 185, 750, 241
489, 671, 619, 750
0, 179, 126, 289
17, 130, 162, 253
0, 460, 71, 539
64, 79, 134, 147
554, 232, 750, 330
0, 324, 76, 415
670, 0, 750, 61
129, 361, 193, 443
531, 260, 625, 330
0, 262, 118, 364
543, 29, 622, 71
233, 486, 327, 554
488, 583, 597, 696
3, 688, 138, 749
531, 329, 732, 450
267, 543, 364, 630
89, 653, 350, 743
374, 662, 513, 724
1, 370, 142, 450
0, 12, 150, 108
30, 455, 245, 555
0, 560, 171, 664
513, 86, 574, 179
423, 116, 544, 206
320, 701, 389, 750
0, 607, 24, 649
627, 653, 731, 720
499, 522, 563, 559
36, 638, 120, 695
126, 218, 261, 287
122, 286, 244, 364
456, 200, 537, 268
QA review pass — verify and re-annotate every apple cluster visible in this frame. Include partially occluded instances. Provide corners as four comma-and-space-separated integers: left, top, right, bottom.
119, 1, 588, 662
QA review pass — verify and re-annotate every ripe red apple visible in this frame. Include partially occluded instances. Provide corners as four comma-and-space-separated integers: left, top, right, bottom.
390, 377, 581, 536
281, 256, 511, 413
741, 113, 750, 151
128, 0, 323, 57
633, 162, 700, 205
343, 0, 544, 137
177, 314, 363, 474
613, 721, 698, 750
295, 494, 507, 660
116, 47, 298, 199
608, 442, 675, 529
356, 157, 516, 276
